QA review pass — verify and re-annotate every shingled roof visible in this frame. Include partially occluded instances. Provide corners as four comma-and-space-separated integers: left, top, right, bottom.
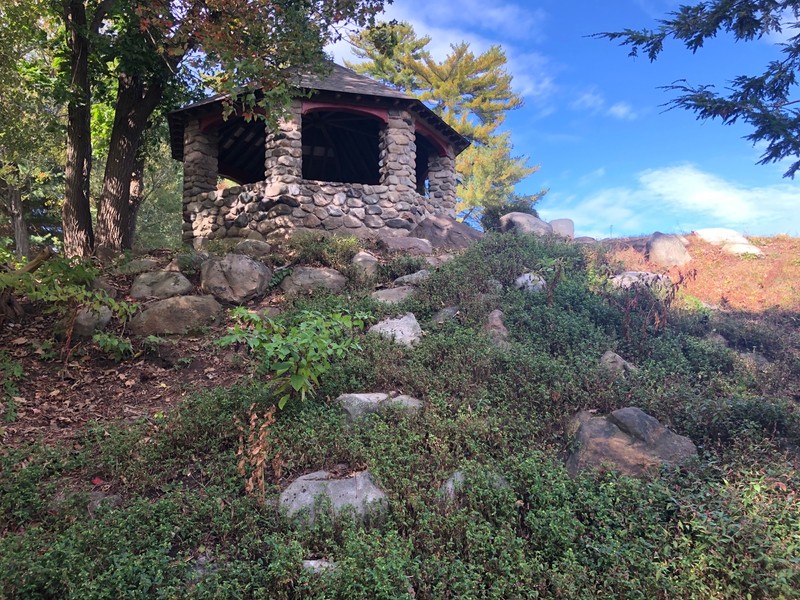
167, 63, 469, 161
296, 62, 412, 100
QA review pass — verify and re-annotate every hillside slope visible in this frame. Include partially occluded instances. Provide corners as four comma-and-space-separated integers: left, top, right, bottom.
1, 233, 798, 598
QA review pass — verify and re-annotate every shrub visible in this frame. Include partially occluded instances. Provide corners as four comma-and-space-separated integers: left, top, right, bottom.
219, 308, 372, 408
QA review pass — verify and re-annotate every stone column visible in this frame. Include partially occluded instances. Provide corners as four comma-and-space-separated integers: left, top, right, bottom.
182, 117, 218, 202
379, 110, 416, 192
427, 151, 457, 217
265, 100, 302, 183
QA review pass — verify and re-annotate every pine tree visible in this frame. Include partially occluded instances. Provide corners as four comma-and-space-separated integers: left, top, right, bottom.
348, 21, 545, 216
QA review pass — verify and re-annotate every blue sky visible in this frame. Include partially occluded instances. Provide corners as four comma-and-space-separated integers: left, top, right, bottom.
329, 0, 800, 238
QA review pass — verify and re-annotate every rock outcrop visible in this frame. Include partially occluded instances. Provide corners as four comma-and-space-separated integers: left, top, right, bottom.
201, 254, 271, 304
279, 470, 387, 525
566, 407, 697, 477
499, 212, 553, 236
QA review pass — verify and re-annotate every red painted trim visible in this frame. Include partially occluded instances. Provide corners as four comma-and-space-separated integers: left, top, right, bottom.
301, 100, 388, 124
414, 121, 450, 157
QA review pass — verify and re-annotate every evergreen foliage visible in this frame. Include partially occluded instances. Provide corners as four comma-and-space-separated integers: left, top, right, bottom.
348, 21, 546, 216
598, 0, 800, 177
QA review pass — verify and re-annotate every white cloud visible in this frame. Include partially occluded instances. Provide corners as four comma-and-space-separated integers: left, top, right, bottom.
607, 101, 638, 120
569, 88, 639, 120
540, 164, 800, 238
571, 89, 605, 112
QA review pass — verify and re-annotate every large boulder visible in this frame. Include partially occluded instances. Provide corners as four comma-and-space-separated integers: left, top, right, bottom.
130, 271, 193, 299
694, 228, 763, 256
279, 266, 347, 296
279, 470, 387, 525
378, 236, 434, 256
499, 212, 553, 236
337, 393, 423, 422
646, 232, 692, 267
72, 306, 113, 338
129, 295, 223, 336
368, 313, 422, 347
200, 254, 271, 304
351, 251, 379, 279
394, 269, 430, 286
371, 286, 416, 305
549, 218, 575, 239
410, 215, 483, 250
566, 407, 697, 477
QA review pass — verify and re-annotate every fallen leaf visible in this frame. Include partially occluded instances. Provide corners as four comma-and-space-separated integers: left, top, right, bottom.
91, 476, 105, 486
11, 337, 28, 345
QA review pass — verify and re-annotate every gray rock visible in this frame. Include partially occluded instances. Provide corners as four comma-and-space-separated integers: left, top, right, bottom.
394, 269, 430, 286
600, 350, 638, 375
646, 232, 692, 267
549, 218, 575, 239
378, 236, 434, 256
425, 254, 455, 268
200, 254, 272, 304
566, 407, 697, 477
514, 273, 546, 293
483, 309, 511, 348
113, 258, 159, 276
91, 277, 118, 299
371, 286, 416, 304
73, 306, 112, 338
432, 306, 459, 325
409, 215, 483, 250
130, 271, 193, 299
723, 242, 763, 256
129, 295, 222, 336
368, 313, 422, 347
694, 228, 763, 256
337, 392, 423, 422
280, 266, 347, 296
499, 212, 553, 236
739, 350, 771, 371
279, 470, 387, 525
303, 559, 337, 574
611, 271, 673, 293
351, 251, 379, 278
234, 239, 273, 259
385, 218, 414, 230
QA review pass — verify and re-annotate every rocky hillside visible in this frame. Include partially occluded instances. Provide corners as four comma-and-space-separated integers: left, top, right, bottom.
0, 223, 798, 598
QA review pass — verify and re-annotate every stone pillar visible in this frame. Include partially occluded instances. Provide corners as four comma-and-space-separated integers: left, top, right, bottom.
265, 100, 302, 183
183, 118, 218, 202
427, 151, 457, 217
379, 110, 416, 192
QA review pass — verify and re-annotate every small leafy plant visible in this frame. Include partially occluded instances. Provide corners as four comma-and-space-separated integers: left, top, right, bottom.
92, 332, 134, 362
0, 352, 23, 422
219, 308, 371, 408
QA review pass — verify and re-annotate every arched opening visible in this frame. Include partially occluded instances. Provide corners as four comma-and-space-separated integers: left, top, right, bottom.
415, 133, 439, 196
301, 110, 381, 184
217, 117, 267, 185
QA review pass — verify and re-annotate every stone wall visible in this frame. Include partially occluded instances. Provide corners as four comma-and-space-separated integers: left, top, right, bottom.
182, 106, 460, 248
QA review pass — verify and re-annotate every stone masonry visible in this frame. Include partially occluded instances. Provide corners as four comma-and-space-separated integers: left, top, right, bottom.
182, 106, 461, 248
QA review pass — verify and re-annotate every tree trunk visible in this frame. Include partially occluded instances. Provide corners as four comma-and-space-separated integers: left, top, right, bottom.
94, 74, 163, 259
126, 152, 145, 248
62, 0, 94, 258
7, 184, 30, 259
